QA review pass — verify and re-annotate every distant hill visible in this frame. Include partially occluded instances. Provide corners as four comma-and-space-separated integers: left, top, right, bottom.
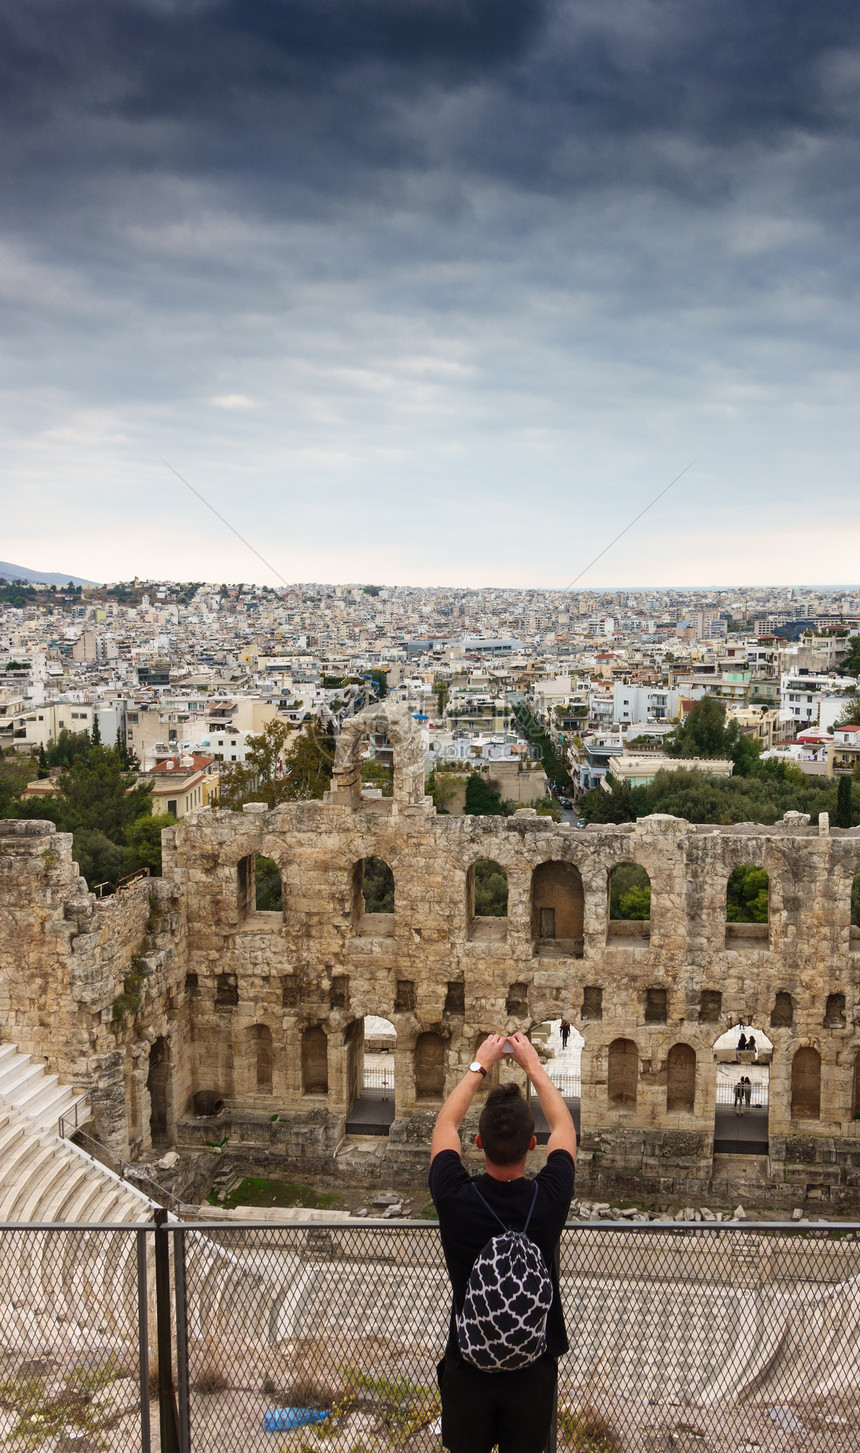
0, 560, 101, 587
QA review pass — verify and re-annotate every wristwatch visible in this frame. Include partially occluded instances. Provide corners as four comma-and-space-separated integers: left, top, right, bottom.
468, 1061, 487, 1077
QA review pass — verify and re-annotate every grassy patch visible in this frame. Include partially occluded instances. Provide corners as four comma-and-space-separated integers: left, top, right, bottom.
220, 1177, 345, 1210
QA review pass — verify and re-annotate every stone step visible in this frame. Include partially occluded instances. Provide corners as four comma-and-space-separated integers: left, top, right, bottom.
0, 1061, 43, 1101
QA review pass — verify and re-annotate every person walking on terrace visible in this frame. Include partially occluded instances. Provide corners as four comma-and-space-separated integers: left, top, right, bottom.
429, 1032, 577, 1453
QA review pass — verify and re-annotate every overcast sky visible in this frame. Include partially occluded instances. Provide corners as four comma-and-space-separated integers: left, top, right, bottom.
3, 0, 860, 589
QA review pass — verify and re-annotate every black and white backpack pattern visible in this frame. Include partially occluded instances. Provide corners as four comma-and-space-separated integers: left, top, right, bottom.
456, 1182, 553, 1372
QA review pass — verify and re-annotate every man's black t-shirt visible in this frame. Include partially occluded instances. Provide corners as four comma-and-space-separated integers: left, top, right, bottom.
429, 1148, 575, 1362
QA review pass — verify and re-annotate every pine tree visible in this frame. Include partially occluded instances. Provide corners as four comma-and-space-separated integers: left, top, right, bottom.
835, 773, 854, 829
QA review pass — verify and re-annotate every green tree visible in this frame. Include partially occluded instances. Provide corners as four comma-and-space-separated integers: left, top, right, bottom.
579, 777, 637, 824
473, 858, 508, 916
362, 855, 394, 912
282, 721, 335, 801
254, 854, 283, 910
72, 829, 124, 889
90, 714, 102, 746
46, 729, 91, 769
121, 813, 176, 878
433, 680, 450, 716
426, 768, 459, 813
665, 696, 730, 758
361, 758, 393, 796
56, 745, 153, 841
464, 773, 509, 816
835, 693, 860, 727
834, 774, 855, 829
836, 636, 860, 676
726, 865, 769, 922
217, 719, 300, 810
609, 863, 651, 919
511, 702, 573, 791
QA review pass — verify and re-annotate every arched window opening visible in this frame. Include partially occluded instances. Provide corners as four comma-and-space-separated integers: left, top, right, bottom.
607, 1038, 638, 1107
851, 873, 860, 952
531, 861, 584, 957
853, 1053, 860, 1120
791, 1047, 821, 1120
725, 864, 770, 948
254, 855, 283, 912
771, 992, 794, 1029
346, 1016, 396, 1136
824, 993, 846, 1028
239, 1023, 273, 1094
415, 1032, 446, 1101
147, 1037, 170, 1143
527, 1020, 583, 1143
607, 863, 650, 945
236, 853, 254, 922
302, 1026, 328, 1095
666, 1044, 696, 1113
467, 859, 508, 942
353, 857, 395, 936
712, 1023, 772, 1154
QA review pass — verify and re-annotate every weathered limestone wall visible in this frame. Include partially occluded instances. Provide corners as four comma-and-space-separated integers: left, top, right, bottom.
156, 698, 860, 1205
2, 704, 860, 1206
0, 819, 188, 1157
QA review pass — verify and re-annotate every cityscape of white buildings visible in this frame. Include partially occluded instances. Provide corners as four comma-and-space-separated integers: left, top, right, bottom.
2, 577, 859, 813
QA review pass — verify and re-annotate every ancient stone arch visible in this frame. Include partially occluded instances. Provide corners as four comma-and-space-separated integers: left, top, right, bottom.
608, 1038, 638, 1107
791, 1046, 822, 1120
414, 1030, 446, 1100
530, 860, 584, 956
327, 703, 427, 810
666, 1042, 696, 1113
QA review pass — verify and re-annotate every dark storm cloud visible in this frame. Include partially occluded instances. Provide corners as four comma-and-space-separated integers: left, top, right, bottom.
3, 0, 859, 215
3, 0, 860, 586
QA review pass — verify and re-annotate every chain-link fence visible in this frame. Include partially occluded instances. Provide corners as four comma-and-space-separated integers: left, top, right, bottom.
1, 1216, 859, 1451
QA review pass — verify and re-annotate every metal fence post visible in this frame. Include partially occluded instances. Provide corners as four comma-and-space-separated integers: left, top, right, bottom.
174, 1224, 192, 1453
545, 1241, 559, 1453
136, 1228, 152, 1453
154, 1207, 180, 1453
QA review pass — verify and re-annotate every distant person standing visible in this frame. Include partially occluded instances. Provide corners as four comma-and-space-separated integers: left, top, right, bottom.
743, 1077, 752, 1108
559, 1020, 571, 1051
734, 1080, 744, 1115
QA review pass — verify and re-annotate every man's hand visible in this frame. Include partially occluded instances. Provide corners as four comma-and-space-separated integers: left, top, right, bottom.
474, 1034, 508, 1072
430, 1034, 506, 1162
505, 1031, 543, 1078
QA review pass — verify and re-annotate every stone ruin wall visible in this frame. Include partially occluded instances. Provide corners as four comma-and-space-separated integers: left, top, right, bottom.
0, 818, 191, 1158
2, 703, 860, 1208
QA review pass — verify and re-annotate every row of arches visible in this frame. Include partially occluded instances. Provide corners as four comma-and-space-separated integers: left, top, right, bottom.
239, 854, 860, 941
227, 1021, 860, 1124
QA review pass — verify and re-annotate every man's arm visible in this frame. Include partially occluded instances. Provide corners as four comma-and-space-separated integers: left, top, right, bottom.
507, 1031, 577, 1162
430, 1034, 508, 1163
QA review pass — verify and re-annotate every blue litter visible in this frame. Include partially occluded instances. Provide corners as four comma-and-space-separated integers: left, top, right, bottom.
263, 1408, 329, 1432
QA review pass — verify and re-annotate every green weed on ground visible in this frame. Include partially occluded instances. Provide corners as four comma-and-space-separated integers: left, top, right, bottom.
220, 1176, 345, 1210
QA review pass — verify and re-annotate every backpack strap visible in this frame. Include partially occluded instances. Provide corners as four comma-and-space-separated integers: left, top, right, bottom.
471, 1179, 539, 1234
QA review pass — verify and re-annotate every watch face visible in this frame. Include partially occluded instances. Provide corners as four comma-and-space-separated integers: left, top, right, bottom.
469, 1061, 484, 1074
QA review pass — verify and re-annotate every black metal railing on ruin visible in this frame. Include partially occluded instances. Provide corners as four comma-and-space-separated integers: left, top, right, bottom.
0, 1213, 858, 1452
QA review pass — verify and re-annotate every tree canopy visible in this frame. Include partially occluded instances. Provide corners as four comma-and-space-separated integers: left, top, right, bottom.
664, 696, 761, 774
579, 760, 840, 827
217, 719, 335, 810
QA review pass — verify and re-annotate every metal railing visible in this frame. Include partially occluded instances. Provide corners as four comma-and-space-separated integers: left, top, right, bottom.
0, 1217, 859, 1451
548, 1071, 581, 1099
716, 1082, 770, 1108
363, 1066, 395, 1091
57, 1125, 184, 1215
